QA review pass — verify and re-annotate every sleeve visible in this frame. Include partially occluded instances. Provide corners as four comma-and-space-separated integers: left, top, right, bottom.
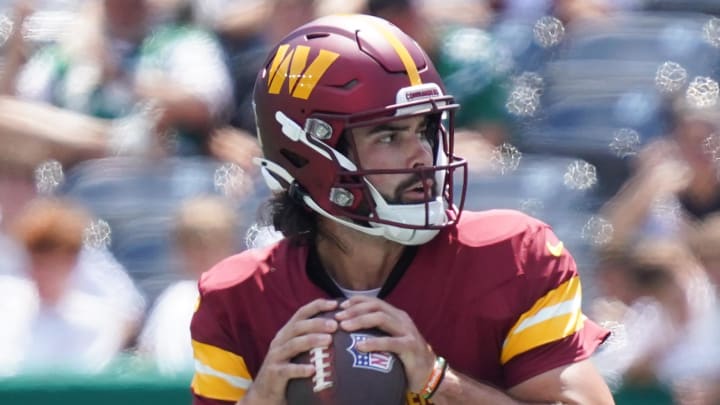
190, 279, 253, 405
501, 223, 610, 387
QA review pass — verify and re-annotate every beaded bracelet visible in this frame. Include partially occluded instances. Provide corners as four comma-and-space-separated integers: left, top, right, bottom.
420, 356, 448, 400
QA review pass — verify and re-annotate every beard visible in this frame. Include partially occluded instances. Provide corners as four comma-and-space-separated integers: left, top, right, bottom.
384, 171, 438, 205
348, 171, 441, 227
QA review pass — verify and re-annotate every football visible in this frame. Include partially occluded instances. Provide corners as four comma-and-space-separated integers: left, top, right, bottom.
285, 308, 408, 405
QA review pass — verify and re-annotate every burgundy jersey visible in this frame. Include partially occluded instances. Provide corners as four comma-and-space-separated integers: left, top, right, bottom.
190, 210, 609, 404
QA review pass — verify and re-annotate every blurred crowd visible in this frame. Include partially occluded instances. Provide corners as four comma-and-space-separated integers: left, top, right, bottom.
2, 0, 720, 403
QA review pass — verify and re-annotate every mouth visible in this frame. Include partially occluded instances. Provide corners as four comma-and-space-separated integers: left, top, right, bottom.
401, 180, 436, 203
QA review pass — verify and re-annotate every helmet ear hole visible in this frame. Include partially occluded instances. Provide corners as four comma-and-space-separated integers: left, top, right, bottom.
280, 149, 309, 168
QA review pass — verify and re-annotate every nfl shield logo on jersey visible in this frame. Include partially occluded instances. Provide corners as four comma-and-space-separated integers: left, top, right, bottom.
346, 333, 395, 373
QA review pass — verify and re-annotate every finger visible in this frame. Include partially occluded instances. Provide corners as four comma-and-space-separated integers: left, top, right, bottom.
262, 363, 316, 383
278, 363, 317, 380
290, 298, 339, 323
271, 333, 334, 363
339, 311, 406, 336
337, 297, 395, 320
275, 299, 338, 343
354, 335, 402, 353
272, 317, 337, 349
339, 295, 379, 308
251, 361, 317, 401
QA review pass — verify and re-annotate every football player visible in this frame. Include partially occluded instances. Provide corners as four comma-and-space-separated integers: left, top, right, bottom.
190, 14, 614, 405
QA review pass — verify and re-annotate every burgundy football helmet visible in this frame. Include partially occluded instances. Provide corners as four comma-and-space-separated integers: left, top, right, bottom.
253, 14, 467, 245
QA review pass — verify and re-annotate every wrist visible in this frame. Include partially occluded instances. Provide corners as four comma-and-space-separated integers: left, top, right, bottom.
419, 355, 449, 401
432, 364, 457, 400
238, 388, 279, 405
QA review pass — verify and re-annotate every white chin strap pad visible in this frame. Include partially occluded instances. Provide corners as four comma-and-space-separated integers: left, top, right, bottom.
365, 180, 446, 245
381, 226, 440, 245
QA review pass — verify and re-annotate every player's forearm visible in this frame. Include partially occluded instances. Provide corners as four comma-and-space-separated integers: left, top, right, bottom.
430, 368, 556, 405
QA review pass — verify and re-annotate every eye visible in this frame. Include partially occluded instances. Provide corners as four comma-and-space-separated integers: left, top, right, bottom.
378, 132, 396, 144
417, 127, 434, 147
417, 127, 429, 139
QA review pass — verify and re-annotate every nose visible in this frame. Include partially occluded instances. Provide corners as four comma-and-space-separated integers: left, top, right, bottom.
407, 135, 433, 169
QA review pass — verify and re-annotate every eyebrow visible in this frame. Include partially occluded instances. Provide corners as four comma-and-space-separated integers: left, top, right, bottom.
368, 123, 408, 134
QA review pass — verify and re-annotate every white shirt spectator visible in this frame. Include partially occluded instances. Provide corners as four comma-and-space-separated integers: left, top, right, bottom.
0, 247, 145, 377
138, 279, 198, 374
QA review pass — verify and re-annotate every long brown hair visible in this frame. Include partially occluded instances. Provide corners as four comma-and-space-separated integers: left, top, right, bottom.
263, 190, 317, 245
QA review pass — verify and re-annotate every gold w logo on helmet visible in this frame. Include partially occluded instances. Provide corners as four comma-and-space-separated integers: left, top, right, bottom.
267, 44, 340, 100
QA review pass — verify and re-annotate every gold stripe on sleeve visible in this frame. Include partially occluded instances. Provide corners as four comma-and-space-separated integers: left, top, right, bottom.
191, 339, 253, 401
501, 276, 585, 364
191, 370, 248, 402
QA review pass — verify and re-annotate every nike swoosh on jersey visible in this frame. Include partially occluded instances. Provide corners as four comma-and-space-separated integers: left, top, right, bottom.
546, 241, 564, 257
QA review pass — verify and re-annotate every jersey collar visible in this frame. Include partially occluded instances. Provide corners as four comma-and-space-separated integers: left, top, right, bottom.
305, 243, 418, 299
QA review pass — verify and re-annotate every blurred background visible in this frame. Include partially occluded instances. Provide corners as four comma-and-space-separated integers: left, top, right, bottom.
2, 0, 720, 403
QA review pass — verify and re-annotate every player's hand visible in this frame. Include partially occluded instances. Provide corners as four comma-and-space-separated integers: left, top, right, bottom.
243, 298, 339, 405
335, 296, 436, 393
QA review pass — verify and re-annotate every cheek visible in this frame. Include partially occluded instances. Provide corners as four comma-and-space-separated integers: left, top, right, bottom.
365, 173, 395, 195
354, 145, 409, 195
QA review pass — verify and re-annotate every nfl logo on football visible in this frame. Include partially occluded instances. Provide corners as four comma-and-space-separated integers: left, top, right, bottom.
346, 334, 395, 373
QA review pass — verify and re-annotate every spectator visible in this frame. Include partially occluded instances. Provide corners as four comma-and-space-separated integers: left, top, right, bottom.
0, 0, 237, 228
0, 0, 259, 313
7, 0, 233, 157
137, 195, 240, 374
683, 214, 720, 404
601, 100, 720, 246
690, 213, 720, 288
0, 224, 26, 277
592, 238, 719, 403
0, 197, 145, 376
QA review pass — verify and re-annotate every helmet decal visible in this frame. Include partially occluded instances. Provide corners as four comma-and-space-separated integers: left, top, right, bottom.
267, 44, 340, 100
363, 17, 422, 86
